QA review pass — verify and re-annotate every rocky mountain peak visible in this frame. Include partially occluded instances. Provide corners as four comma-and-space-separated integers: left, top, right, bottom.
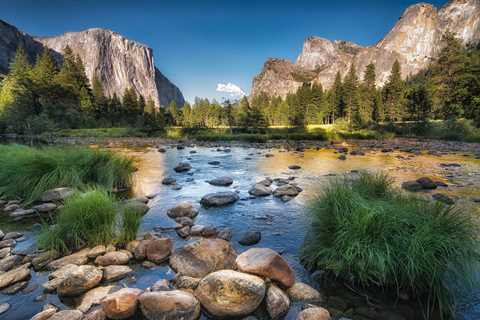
251, 0, 480, 99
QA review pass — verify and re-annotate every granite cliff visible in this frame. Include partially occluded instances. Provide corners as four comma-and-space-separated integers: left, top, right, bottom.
251, 0, 480, 98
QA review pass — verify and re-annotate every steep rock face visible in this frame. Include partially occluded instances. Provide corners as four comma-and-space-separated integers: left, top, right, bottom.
36, 28, 184, 107
0, 20, 46, 74
252, 0, 480, 98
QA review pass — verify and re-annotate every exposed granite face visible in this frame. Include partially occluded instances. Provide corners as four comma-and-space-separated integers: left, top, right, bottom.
0, 21, 184, 108
36, 28, 184, 107
252, 0, 480, 98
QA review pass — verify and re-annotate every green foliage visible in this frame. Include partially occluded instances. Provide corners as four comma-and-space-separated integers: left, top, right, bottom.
302, 172, 479, 319
383, 60, 406, 121
0, 145, 134, 203
117, 205, 144, 244
38, 188, 117, 253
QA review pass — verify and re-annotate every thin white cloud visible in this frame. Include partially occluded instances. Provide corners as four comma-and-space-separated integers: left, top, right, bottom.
216, 82, 245, 97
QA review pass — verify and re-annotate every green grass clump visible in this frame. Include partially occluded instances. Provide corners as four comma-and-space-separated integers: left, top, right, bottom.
302, 172, 479, 319
55, 127, 146, 138
0, 144, 135, 203
38, 188, 117, 253
117, 205, 143, 244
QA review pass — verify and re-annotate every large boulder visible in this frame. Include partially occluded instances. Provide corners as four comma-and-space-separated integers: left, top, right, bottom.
273, 184, 302, 198
200, 191, 239, 207
266, 284, 290, 319
169, 238, 236, 278
41, 187, 74, 202
207, 176, 234, 186
0, 264, 30, 289
145, 238, 172, 264
47, 248, 90, 270
296, 307, 331, 320
103, 265, 133, 282
249, 183, 273, 197
194, 270, 266, 318
287, 282, 322, 302
43, 264, 78, 292
139, 290, 200, 320
76, 285, 117, 313
236, 248, 295, 288
48, 310, 83, 320
167, 202, 198, 219
101, 288, 143, 319
95, 251, 130, 266
57, 265, 103, 297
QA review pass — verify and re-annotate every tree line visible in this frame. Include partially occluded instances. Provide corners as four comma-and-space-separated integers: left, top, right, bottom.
0, 32, 479, 134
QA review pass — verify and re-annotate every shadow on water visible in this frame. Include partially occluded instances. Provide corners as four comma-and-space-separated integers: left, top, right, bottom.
1, 143, 479, 319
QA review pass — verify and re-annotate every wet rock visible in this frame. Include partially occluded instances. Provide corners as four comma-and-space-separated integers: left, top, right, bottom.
288, 165, 301, 170
32, 250, 59, 270
287, 282, 323, 302
249, 183, 273, 197
82, 306, 106, 320
194, 270, 266, 318
207, 176, 234, 186
167, 202, 199, 219
432, 193, 455, 205
57, 265, 103, 297
297, 307, 331, 320
88, 245, 107, 259
174, 275, 200, 290
0, 239, 15, 249
102, 288, 143, 319
201, 225, 217, 237
175, 216, 194, 226
416, 177, 437, 190
273, 184, 302, 198
41, 187, 74, 202
169, 238, 237, 278
174, 162, 192, 172
95, 251, 130, 266
31, 305, 58, 320
139, 290, 200, 320
103, 265, 133, 282
76, 285, 117, 313
238, 231, 261, 246
145, 238, 172, 264
125, 240, 140, 254
150, 279, 170, 291
162, 177, 177, 185
401, 181, 423, 192
236, 248, 295, 288
217, 228, 233, 241
33, 203, 57, 213
0, 303, 9, 315
0, 247, 10, 259
3, 231, 23, 240
338, 154, 347, 160
1, 280, 28, 294
49, 310, 83, 320
440, 163, 461, 168
266, 284, 290, 319
258, 178, 273, 186
208, 160, 220, 165
47, 248, 90, 270
0, 264, 30, 289
0, 254, 23, 272
43, 264, 78, 292
158, 147, 167, 153
190, 225, 205, 236
176, 226, 191, 238
200, 191, 239, 207
133, 240, 150, 260
273, 178, 289, 186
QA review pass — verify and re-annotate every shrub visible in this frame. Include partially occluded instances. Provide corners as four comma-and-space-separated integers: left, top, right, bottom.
38, 188, 117, 253
0, 145, 135, 203
302, 172, 479, 319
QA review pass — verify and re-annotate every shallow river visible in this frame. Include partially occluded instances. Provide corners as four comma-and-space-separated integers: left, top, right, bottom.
1, 143, 480, 319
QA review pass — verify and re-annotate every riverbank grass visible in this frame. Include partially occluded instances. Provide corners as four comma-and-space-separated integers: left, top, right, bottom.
38, 188, 143, 253
0, 145, 135, 203
302, 172, 479, 318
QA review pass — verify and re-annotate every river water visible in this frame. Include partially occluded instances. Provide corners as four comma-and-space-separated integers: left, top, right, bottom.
1, 143, 479, 319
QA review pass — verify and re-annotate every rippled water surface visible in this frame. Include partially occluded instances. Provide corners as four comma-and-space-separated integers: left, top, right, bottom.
1, 144, 480, 319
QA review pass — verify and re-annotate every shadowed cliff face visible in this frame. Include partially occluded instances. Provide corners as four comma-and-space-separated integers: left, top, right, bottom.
252, 0, 480, 99
0, 21, 184, 108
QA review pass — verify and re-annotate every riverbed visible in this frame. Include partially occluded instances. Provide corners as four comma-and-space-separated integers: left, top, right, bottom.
1, 141, 480, 319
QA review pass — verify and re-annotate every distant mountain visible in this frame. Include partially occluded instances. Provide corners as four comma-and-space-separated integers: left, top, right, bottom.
0, 20, 184, 107
251, 0, 480, 98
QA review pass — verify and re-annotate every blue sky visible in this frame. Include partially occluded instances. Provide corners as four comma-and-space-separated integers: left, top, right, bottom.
2, 0, 445, 103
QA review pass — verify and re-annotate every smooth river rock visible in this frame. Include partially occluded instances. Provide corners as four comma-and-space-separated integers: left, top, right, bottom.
139, 290, 200, 320
167, 202, 198, 219
207, 176, 234, 186
49, 310, 83, 320
145, 238, 172, 264
95, 251, 130, 266
194, 270, 266, 318
200, 191, 239, 207
57, 265, 103, 297
236, 248, 295, 288
169, 238, 236, 278
174, 162, 192, 172
102, 288, 143, 319
296, 307, 331, 320
287, 282, 323, 302
0, 264, 30, 289
249, 183, 273, 197
266, 284, 291, 319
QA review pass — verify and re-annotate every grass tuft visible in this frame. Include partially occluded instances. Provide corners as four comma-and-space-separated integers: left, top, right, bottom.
302, 171, 479, 319
117, 205, 143, 244
0, 144, 135, 203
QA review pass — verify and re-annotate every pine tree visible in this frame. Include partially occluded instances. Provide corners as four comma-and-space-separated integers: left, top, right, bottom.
167, 100, 178, 125
331, 71, 344, 121
343, 63, 359, 125
383, 60, 405, 121
31, 48, 57, 86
